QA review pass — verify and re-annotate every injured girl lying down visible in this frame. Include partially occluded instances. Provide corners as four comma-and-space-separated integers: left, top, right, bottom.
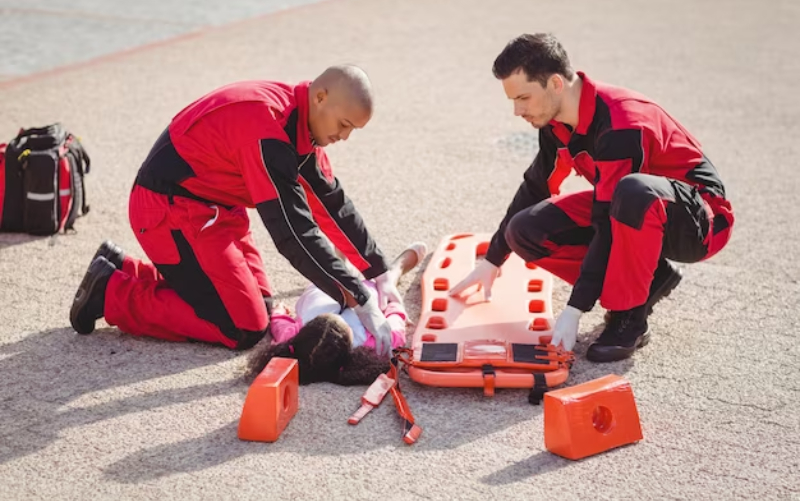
245, 242, 427, 386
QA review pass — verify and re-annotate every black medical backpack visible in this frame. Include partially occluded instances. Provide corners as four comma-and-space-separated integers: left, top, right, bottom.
0, 124, 91, 235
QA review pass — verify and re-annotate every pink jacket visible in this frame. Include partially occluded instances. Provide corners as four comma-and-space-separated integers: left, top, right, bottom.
270, 301, 407, 349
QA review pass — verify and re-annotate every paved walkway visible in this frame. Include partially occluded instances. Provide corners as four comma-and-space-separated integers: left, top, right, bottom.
0, 0, 798, 499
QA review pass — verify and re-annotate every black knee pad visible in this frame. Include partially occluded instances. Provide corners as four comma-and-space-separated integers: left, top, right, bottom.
610, 174, 672, 230
505, 210, 552, 261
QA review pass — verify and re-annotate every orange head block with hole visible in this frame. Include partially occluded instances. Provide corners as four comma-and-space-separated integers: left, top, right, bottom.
544, 374, 642, 460
238, 357, 299, 442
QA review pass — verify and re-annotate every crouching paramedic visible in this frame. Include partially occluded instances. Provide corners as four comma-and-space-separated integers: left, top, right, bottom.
69, 65, 399, 354
450, 34, 735, 362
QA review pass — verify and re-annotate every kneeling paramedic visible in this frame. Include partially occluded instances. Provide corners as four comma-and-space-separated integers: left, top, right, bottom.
70, 65, 398, 355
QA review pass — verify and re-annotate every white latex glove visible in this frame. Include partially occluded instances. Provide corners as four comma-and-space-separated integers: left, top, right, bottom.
449, 260, 500, 301
550, 305, 582, 351
373, 271, 402, 309
353, 292, 393, 357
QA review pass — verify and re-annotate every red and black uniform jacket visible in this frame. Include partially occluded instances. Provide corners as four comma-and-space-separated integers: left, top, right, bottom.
485, 72, 734, 312
143, 80, 387, 307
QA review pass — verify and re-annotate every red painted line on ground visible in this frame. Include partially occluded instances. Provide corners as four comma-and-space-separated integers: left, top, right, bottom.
0, 0, 332, 91
0, 7, 192, 26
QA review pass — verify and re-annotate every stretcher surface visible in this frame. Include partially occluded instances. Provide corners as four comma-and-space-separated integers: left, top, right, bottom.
408, 233, 572, 391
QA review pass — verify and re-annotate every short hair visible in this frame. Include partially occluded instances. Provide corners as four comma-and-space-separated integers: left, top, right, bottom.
492, 33, 575, 86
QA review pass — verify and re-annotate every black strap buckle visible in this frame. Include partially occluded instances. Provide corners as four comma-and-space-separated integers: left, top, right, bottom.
528, 373, 548, 405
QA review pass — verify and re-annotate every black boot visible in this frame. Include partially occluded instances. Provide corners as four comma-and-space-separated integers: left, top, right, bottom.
646, 259, 682, 315
604, 259, 683, 322
70, 256, 115, 335
588, 304, 649, 362
91, 240, 125, 269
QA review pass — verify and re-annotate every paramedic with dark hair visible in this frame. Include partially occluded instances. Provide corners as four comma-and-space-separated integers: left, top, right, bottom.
450, 34, 734, 362
70, 65, 399, 356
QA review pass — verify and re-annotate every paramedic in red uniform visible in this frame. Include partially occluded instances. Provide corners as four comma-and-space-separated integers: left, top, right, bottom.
70, 65, 399, 355
450, 34, 734, 362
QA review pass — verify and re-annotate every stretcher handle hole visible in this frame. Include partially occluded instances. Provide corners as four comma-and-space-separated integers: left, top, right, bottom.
446, 243, 456, 251
528, 279, 543, 292
421, 334, 437, 342
592, 406, 615, 434
450, 233, 474, 240
525, 262, 538, 270
432, 298, 448, 312
426, 316, 448, 329
528, 299, 545, 313
433, 278, 449, 291
529, 318, 549, 331
475, 241, 489, 257
440, 257, 452, 269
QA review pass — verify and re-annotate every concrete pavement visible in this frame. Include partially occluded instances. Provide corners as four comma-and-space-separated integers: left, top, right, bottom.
0, 0, 798, 499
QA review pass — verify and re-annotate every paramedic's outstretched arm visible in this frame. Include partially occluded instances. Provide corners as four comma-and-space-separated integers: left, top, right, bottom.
299, 148, 398, 308
298, 148, 389, 279
450, 127, 558, 300
250, 138, 369, 307
242, 137, 393, 355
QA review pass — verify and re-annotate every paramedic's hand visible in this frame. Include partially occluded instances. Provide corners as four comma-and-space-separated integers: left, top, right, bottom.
374, 271, 402, 309
354, 292, 393, 357
449, 260, 500, 301
551, 306, 582, 351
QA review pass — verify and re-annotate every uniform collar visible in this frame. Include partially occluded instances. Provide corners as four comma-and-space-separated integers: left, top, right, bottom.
574, 71, 597, 135
294, 81, 315, 154
548, 71, 597, 140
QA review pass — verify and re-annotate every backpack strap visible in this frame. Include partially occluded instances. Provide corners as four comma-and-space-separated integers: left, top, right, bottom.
66, 134, 91, 215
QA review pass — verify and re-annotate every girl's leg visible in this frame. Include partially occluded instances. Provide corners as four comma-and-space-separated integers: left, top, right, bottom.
385, 242, 428, 286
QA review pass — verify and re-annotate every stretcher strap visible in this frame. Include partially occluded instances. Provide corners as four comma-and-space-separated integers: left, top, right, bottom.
388, 361, 422, 444
413, 343, 575, 371
482, 364, 496, 397
390, 386, 421, 444
528, 373, 549, 405
348, 373, 395, 424
347, 403, 375, 425
348, 353, 422, 445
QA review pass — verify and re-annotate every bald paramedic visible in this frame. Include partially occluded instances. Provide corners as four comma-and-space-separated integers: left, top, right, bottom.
70, 65, 398, 355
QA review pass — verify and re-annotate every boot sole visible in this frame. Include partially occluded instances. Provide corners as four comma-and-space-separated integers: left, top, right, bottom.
92, 240, 124, 269
69, 261, 111, 334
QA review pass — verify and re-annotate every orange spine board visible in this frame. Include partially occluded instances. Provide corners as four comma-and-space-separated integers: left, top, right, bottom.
409, 233, 567, 389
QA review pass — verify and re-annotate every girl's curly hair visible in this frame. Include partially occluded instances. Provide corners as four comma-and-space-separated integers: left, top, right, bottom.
245, 313, 390, 386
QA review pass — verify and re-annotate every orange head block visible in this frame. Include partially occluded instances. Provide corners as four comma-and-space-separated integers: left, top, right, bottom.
544, 374, 642, 460
238, 357, 299, 442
